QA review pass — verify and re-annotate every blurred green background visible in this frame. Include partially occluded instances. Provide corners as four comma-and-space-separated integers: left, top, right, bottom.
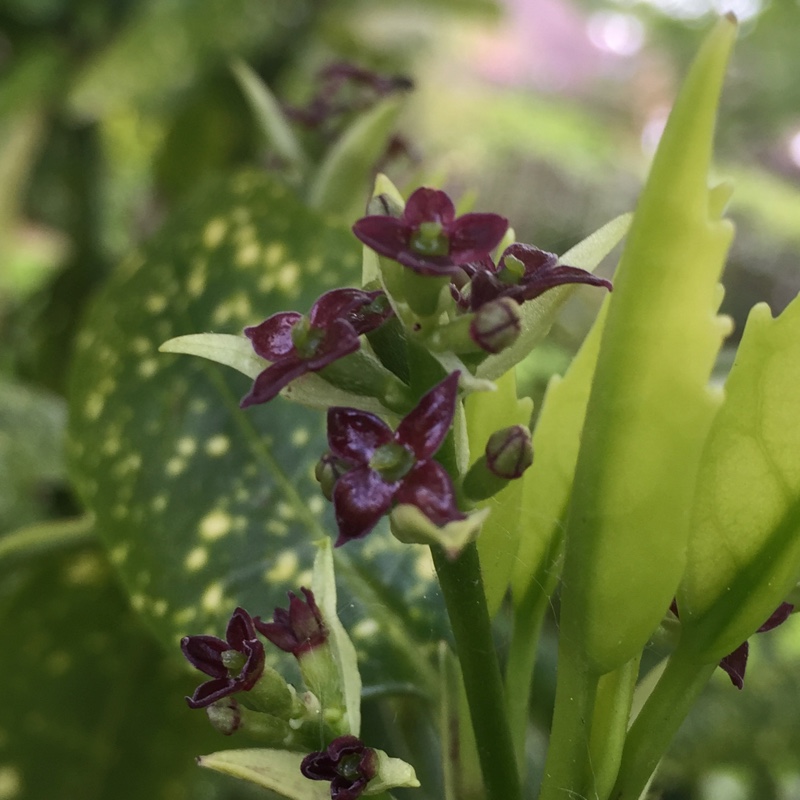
2, 1, 799, 798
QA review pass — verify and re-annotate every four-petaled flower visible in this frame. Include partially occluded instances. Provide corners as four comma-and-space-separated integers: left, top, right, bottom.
462, 243, 612, 311
352, 187, 508, 277
719, 602, 794, 689
255, 587, 328, 657
327, 372, 464, 545
181, 607, 265, 709
241, 288, 393, 408
301, 735, 378, 800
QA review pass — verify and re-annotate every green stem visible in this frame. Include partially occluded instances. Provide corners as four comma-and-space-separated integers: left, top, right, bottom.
610, 647, 715, 800
537, 643, 599, 800
0, 514, 95, 569
504, 577, 550, 774
432, 542, 522, 800
589, 655, 641, 800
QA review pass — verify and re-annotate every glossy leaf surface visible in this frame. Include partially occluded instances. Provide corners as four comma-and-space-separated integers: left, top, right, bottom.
67, 172, 445, 690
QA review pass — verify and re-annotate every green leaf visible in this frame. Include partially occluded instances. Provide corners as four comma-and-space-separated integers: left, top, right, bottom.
160, 332, 265, 379
198, 748, 329, 799
311, 540, 362, 736
68, 0, 287, 118
0, 380, 67, 531
0, 545, 232, 800
230, 59, 307, 178
160, 333, 397, 416
476, 213, 630, 382
307, 98, 403, 221
558, 16, 737, 673
510, 299, 609, 602
464, 370, 533, 617
67, 171, 444, 692
0, 515, 94, 569
678, 296, 800, 661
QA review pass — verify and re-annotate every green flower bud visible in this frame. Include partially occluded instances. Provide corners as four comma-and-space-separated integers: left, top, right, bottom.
469, 298, 521, 354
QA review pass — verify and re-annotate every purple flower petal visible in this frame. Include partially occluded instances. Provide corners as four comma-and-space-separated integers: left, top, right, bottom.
181, 635, 229, 678
186, 677, 237, 709
305, 318, 362, 370
245, 312, 303, 360
225, 607, 258, 650
403, 187, 456, 227
328, 408, 393, 463
255, 588, 328, 656
719, 641, 749, 690
240, 357, 310, 408
395, 372, 459, 459
351, 216, 411, 262
758, 602, 794, 632
448, 213, 509, 264
310, 289, 377, 327
333, 468, 396, 544
395, 460, 464, 526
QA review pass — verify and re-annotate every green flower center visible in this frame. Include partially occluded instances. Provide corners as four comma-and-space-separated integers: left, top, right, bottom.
222, 649, 247, 674
369, 442, 415, 482
410, 221, 449, 257
291, 317, 326, 359
337, 753, 363, 781
498, 254, 525, 284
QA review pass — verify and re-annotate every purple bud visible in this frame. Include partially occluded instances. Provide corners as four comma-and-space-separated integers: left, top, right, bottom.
315, 453, 352, 501
469, 297, 522, 354
485, 426, 533, 480
255, 588, 328, 657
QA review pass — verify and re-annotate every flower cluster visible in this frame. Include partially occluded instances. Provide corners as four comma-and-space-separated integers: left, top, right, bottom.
238, 185, 609, 546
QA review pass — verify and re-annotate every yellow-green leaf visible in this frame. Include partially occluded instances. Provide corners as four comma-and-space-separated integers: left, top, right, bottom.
559, 16, 736, 673
679, 297, 800, 660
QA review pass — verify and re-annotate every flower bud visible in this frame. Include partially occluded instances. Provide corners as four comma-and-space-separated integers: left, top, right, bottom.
315, 452, 351, 501
462, 426, 533, 502
485, 425, 533, 479
469, 297, 521, 354
206, 697, 242, 736
366, 192, 404, 218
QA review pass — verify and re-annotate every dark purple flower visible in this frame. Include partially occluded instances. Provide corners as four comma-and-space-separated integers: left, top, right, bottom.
285, 62, 413, 131
719, 602, 794, 689
254, 587, 328, 657
301, 735, 378, 800
670, 600, 794, 689
352, 187, 508, 277
241, 289, 392, 408
181, 607, 265, 709
327, 372, 464, 545
464, 243, 612, 311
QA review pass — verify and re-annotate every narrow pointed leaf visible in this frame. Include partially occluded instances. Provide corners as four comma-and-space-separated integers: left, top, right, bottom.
308, 98, 403, 220
312, 539, 362, 736
559, 16, 737, 673
231, 59, 307, 175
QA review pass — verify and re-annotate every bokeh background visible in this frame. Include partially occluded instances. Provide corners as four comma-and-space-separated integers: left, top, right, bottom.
2, 1, 800, 798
